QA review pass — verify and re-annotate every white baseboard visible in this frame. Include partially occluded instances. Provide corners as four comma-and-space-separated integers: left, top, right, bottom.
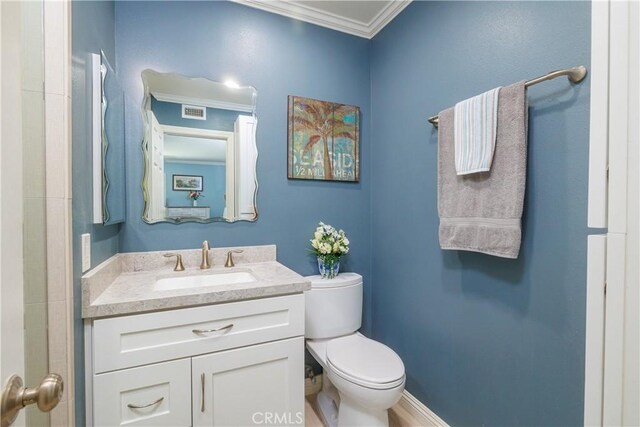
397, 391, 449, 427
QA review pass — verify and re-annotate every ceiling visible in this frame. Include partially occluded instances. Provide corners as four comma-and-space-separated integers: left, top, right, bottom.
144, 70, 256, 113
164, 134, 227, 164
229, 0, 411, 39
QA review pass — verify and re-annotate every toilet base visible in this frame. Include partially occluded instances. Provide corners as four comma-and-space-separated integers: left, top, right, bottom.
316, 391, 339, 427
315, 381, 390, 427
337, 394, 389, 427
316, 391, 389, 427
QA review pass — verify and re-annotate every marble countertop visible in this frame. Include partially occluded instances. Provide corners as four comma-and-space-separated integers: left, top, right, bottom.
82, 245, 311, 319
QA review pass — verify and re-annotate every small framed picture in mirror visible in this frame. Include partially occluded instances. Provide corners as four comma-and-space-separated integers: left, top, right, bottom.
172, 175, 203, 191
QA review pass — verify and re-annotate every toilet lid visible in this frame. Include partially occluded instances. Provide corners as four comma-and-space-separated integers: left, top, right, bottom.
307, 272, 362, 289
326, 335, 405, 389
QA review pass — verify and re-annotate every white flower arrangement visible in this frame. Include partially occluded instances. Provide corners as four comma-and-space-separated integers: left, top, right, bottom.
310, 222, 349, 264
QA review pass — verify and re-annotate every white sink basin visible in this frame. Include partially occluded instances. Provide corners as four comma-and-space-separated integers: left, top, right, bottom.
154, 271, 257, 291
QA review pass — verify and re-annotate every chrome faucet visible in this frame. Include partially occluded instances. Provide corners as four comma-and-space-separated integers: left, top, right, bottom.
200, 240, 211, 269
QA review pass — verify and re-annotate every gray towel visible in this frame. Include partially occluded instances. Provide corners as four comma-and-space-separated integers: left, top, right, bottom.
438, 81, 528, 259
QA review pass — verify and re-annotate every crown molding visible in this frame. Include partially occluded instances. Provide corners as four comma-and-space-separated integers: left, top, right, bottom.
229, 0, 411, 39
367, 1, 411, 37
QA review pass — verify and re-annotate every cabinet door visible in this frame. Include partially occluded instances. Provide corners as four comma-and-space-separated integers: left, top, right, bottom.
192, 337, 304, 427
93, 358, 191, 426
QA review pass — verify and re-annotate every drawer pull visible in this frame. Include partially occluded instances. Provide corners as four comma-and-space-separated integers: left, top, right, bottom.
200, 373, 205, 413
192, 323, 234, 334
127, 397, 164, 409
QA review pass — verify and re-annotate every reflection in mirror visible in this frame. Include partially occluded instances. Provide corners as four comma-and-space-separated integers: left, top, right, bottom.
141, 70, 258, 224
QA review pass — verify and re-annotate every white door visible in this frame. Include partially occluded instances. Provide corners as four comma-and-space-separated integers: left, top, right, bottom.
234, 115, 257, 220
1, 5, 27, 426
225, 126, 237, 220
1, 2, 62, 426
192, 337, 305, 427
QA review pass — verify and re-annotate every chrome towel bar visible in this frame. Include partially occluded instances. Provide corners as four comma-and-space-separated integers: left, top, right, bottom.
427, 65, 588, 127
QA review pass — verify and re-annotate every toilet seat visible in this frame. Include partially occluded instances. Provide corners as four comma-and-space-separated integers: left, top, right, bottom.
326, 334, 405, 390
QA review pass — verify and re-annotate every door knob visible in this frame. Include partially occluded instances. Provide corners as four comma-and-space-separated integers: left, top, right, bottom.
1, 373, 63, 427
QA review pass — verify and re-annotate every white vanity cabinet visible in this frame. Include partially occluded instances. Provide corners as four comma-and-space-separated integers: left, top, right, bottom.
86, 294, 305, 426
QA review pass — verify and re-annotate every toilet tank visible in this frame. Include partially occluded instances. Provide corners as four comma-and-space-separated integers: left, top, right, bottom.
304, 272, 363, 339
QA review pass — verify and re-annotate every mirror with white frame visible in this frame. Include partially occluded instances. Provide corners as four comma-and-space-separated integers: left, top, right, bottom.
141, 70, 258, 223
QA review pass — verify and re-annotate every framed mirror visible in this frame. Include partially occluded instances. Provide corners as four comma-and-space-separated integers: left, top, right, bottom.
92, 51, 126, 225
141, 70, 258, 224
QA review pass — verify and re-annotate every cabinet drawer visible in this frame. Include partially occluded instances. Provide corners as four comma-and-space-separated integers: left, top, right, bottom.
93, 358, 191, 427
93, 294, 304, 373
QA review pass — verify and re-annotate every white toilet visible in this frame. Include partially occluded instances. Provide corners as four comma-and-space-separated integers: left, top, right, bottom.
305, 273, 405, 427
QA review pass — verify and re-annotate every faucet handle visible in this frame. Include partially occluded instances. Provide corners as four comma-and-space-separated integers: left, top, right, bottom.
200, 241, 211, 270
225, 250, 244, 268
163, 253, 185, 271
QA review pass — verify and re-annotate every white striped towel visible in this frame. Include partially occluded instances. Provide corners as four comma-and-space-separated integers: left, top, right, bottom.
454, 87, 501, 175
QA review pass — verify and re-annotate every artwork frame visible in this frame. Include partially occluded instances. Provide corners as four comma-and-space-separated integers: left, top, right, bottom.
287, 95, 360, 182
172, 174, 203, 191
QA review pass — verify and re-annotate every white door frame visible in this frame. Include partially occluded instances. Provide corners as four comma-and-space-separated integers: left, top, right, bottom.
159, 124, 236, 218
42, 1, 75, 424
585, 1, 639, 425
621, 3, 639, 425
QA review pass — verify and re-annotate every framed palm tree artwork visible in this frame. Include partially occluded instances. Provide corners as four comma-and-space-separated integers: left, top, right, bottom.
287, 95, 360, 182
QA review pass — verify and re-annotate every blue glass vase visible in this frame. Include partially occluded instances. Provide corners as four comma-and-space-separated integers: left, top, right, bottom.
317, 257, 340, 279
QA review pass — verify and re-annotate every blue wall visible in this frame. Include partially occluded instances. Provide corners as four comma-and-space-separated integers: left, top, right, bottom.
370, 2, 590, 426
151, 97, 244, 132
115, 1, 373, 332
71, 1, 120, 424
71, 2, 592, 425
165, 162, 226, 217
